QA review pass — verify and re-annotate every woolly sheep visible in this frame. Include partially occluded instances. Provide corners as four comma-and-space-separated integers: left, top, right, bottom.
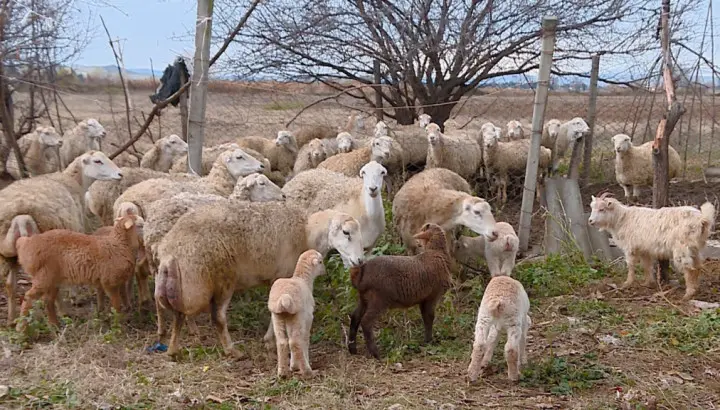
505, 120, 525, 141
140, 134, 188, 172
14, 214, 144, 332
484, 222, 519, 277
418, 113, 432, 129
425, 122, 481, 181
113, 148, 264, 219
169, 142, 241, 175
237, 132, 298, 177
392, 168, 498, 254
375, 120, 428, 168
547, 117, 589, 174
588, 193, 716, 300
268, 249, 325, 379
335, 131, 360, 154
282, 161, 387, 250
230, 173, 286, 202
59, 119, 107, 169
6, 126, 63, 179
294, 125, 337, 148
611, 133, 682, 200
153, 201, 366, 358
348, 223, 452, 359
468, 275, 530, 383
292, 138, 327, 176
316, 136, 402, 181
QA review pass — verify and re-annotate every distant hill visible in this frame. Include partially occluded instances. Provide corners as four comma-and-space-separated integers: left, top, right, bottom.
71, 64, 164, 80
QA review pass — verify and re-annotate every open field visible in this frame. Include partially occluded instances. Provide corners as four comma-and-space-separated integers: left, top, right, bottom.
1, 86, 719, 409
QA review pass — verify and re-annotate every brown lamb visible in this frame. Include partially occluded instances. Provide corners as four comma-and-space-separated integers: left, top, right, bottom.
347, 223, 452, 359
14, 214, 144, 331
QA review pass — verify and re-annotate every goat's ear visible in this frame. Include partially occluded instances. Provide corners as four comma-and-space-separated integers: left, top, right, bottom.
606, 200, 614, 209
123, 219, 134, 230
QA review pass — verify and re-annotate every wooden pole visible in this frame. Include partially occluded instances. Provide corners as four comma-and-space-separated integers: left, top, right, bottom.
580, 54, 600, 186
518, 16, 558, 252
654, 0, 685, 282
373, 59, 383, 121
178, 58, 189, 142
187, 0, 214, 175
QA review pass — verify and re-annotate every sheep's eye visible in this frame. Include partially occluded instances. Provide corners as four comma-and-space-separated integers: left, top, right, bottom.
342, 230, 350, 236
170, 140, 176, 144
94, 159, 103, 164
474, 210, 481, 216
236, 156, 243, 160
259, 182, 265, 186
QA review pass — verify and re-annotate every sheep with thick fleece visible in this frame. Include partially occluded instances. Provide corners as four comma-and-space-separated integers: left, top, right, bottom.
484, 222, 519, 277
140, 134, 188, 172
59, 119, 107, 169
375, 120, 428, 167
153, 201, 366, 358
611, 133, 682, 200
7, 126, 63, 179
483, 133, 552, 204
546, 117, 589, 173
347, 223, 452, 359
15, 214, 143, 332
392, 168, 498, 254
468, 275, 530, 383
169, 142, 241, 175
334, 131, 360, 154
0, 151, 123, 322
588, 192, 716, 300
316, 136, 402, 181
237, 131, 298, 176
268, 249, 325, 379
292, 138, 327, 176
113, 148, 264, 219
506, 120, 525, 141
425, 122, 481, 181
282, 162, 387, 250
294, 125, 337, 148
230, 173, 286, 202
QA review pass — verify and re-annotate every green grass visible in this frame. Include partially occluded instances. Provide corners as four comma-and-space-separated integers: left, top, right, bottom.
521, 354, 619, 396
624, 308, 720, 353
514, 253, 608, 298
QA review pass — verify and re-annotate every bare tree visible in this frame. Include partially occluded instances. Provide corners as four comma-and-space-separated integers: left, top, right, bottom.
222, 0, 696, 127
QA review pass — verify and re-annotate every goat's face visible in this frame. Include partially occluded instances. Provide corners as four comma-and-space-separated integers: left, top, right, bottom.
81, 150, 123, 181
456, 197, 498, 241
359, 160, 386, 199
374, 121, 388, 137
336, 132, 354, 153
37, 126, 63, 147
224, 148, 265, 178
612, 134, 632, 153
306, 139, 327, 165
588, 194, 618, 228
568, 117, 590, 141
418, 113, 432, 129
328, 215, 365, 268
370, 136, 393, 163
545, 119, 561, 139
160, 134, 188, 157
237, 173, 286, 202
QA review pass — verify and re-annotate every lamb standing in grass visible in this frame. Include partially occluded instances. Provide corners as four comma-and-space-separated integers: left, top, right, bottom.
347, 223, 452, 359
455, 222, 518, 277
268, 249, 325, 379
6, 126, 63, 179
468, 275, 530, 383
59, 119, 107, 169
140, 134, 188, 172
611, 133, 682, 200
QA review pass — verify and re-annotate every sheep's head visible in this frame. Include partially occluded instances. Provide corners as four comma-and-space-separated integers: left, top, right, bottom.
425, 123, 442, 145
114, 214, 144, 250
545, 119, 561, 139
295, 249, 326, 279
374, 121, 388, 137
588, 192, 620, 229
82, 119, 106, 150
455, 196, 498, 241
443, 118, 459, 131
418, 113, 432, 129
481, 122, 500, 143
115, 201, 141, 219
80, 150, 123, 181
235, 173, 286, 202
306, 138, 327, 166
611, 134, 633, 154
224, 148, 265, 178
159, 134, 188, 157
359, 160, 387, 199
506, 120, 523, 138
453, 235, 484, 264
275, 130, 298, 153
336, 132, 354, 153
328, 212, 365, 268
37, 126, 63, 147
413, 223, 447, 251
370, 136, 394, 164
567, 117, 590, 141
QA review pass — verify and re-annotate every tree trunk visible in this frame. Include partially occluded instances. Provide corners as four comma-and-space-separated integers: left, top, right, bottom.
394, 106, 415, 125
424, 103, 455, 132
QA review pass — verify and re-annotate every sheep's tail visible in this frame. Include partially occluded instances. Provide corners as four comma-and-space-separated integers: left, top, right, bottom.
349, 265, 364, 289
700, 202, 716, 232
273, 294, 297, 315
487, 300, 504, 318
156, 256, 183, 312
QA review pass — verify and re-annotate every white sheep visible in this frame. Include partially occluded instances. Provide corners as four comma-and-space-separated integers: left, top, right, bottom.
6, 126, 63, 179
484, 222, 519, 277
505, 120, 525, 141
316, 136, 402, 183
292, 138, 327, 176
169, 142, 241, 175
546, 117, 589, 174
425, 122, 481, 181
59, 119, 107, 169
611, 133, 682, 200
283, 161, 387, 251
588, 192, 716, 300
392, 167, 498, 254
140, 134, 188, 172
375, 120, 427, 168
153, 201, 366, 358
468, 275, 531, 383
335, 131, 360, 154
268, 249, 325, 379
230, 173, 286, 202
238, 131, 298, 176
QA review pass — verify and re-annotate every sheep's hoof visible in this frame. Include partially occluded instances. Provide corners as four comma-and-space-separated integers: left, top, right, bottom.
277, 369, 291, 379
225, 348, 244, 360
643, 278, 656, 288
299, 370, 317, 380
681, 290, 697, 301
620, 279, 635, 289
508, 374, 521, 383
347, 342, 358, 355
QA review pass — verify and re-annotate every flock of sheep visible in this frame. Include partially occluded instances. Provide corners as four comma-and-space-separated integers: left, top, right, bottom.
0, 111, 715, 384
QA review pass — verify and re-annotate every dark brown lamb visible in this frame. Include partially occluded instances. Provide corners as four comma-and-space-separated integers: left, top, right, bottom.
347, 223, 452, 359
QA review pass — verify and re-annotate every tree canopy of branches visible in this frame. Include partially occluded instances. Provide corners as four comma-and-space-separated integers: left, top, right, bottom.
225, 0, 695, 126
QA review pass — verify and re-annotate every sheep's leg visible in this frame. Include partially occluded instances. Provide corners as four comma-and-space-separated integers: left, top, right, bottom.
520, 316, 529, 366
504, 324, 523, 382
210, 291, 242, 359
468, 316, 494, 383
632, 185, 641, 201
95, 285, 106, 313
167, 310, 185, 359
360, 303, 385, 360
501, 177, 508, 205
155, 297, 167, 339
290, 315, 313, 379
641, 256, 656, 288
44, 286, 60, 329
620, 184, 631, 200
106, 286, 126, 320
348, 298, 367, 355
121, 279, 132, 312
135, 261, 152, 307
419, 299, 438, 345
272, 314, 291, 379
3, 259, 17, 324
621, 254, 637, 289
486, 256, 501, 278
16, 284, 45, 332
682, 268, 701, 301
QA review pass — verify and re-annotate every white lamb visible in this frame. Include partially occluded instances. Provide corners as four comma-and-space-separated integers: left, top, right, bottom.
483, 222, 519, 277
505, 120, 525, 141
60, 119, 107, 169
611, 133, 682, 200
268, 249, 325, 379
468, 275, 531, 383
588, 192, 716, 300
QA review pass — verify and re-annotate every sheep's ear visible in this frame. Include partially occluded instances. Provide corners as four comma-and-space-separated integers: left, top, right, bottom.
312, 257, 322, 266
123, 219, 134, 230
413, 230, 431, 241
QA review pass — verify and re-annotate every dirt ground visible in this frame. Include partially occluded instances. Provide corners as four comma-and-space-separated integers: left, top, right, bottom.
0, 87, 719, 409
